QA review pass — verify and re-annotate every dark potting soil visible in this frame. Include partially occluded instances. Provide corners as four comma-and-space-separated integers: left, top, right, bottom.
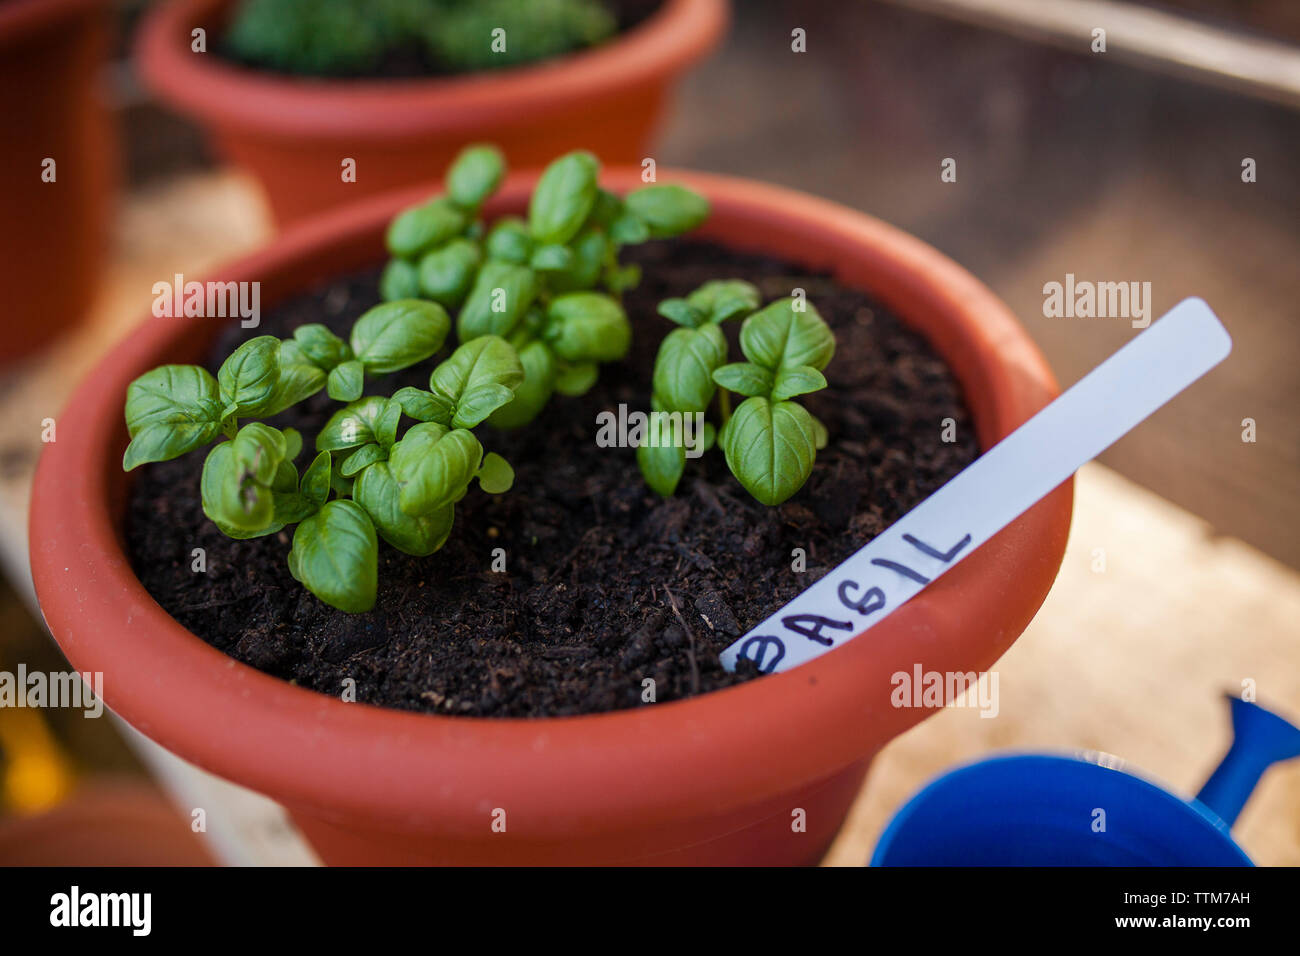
216, 1, 664, 80
125, 240, 980, 718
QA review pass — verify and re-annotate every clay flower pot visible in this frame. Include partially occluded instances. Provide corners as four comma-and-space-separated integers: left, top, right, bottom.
30, 169, 1072, 865
0, 0, 114, 363
136, 0, 729, 225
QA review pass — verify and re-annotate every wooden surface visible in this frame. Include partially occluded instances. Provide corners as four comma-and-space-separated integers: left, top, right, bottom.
2, 172, 1297, 866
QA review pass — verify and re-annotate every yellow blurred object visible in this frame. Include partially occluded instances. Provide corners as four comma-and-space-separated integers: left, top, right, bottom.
0, 709, 77, 814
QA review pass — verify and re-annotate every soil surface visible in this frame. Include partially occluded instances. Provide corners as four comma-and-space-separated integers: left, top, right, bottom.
217, 0, 663, 80
125, 240, 979, 717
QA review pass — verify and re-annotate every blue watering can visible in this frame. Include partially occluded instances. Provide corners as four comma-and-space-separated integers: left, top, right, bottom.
872, 695, 1300, 866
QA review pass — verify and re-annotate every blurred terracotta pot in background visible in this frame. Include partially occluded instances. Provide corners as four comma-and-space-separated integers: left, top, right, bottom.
0, 0, 115, 364
136, 0, 728, 225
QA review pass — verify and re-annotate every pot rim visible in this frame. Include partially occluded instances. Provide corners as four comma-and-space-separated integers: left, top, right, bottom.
30, 168, 1072, 837
135, 0, 730, 140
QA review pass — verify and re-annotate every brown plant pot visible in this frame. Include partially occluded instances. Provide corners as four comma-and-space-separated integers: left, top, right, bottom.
30, 169, 1072, 865
0, 0, 115, 363
135, 0, 729, 225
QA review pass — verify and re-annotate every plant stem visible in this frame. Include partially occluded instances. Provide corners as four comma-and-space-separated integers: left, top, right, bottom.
717, 388, 732, 425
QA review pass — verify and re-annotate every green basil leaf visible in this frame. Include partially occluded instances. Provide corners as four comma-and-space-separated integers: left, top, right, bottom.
251, 340, 327, 417
217, 336, 280, 415
293, 324, 352, 370
476, 452, 514, 494
317, 396, 392, 451
722, 396, 819, 506
602, 261, 641, 295
486, 339, 555, 429
385, 197, 466, 259
484, 216, 533, 264
379, 258, 421, 301
446, 144, 505, 210
609, 212, 650, 245
391, 386, 454, 426
530, 243, 573, 272
272, 491, 315, 528
739, 298, 836, 372
553, 360, 598, 397
712, 362, 775, 398
388, 423, 483, 517
417, 238, 481, 308
529, 150, 599, 245
353, 462, 455, 557
300, 449, 333, 505
327, 360, 364, 402
652, 324, 727, 413
686, 279, 761, 324
339, 443, 387, 478
124, 364, 223, 437
544, 292, 630, 362
451, 383, 514, 428
429, 335, 524, 406
656, 298, 703, 328
637, 440, 686, 498
122, 365, 225, 470
809, 412, 829, 450
288, 500, 378, 613
231, 422, 288, 485
350, 299, 451, 375
623, 184, 709, 238
457, 259, 538, 340
282, 427, 303, 461
547, 227, 607, 293
375, 400, 402, 448
201, 441, 277, 535
587, 188, 623, 228
771, 365, 828, 401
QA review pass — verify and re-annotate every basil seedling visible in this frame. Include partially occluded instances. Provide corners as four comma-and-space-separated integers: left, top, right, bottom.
123, 290, 519, 613
383, 145, 710, 429
639, 283, 835, 506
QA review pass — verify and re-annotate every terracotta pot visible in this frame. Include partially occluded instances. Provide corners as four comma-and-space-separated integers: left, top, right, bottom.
0, 0, 114, 363
30, 169, 1073, 865
136, 0, 729, 225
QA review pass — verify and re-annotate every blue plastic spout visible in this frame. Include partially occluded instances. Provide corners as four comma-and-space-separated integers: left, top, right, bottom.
1195, 695, 1300, 828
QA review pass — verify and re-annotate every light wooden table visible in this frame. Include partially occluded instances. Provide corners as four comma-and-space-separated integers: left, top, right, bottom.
4, 173, 1296, 866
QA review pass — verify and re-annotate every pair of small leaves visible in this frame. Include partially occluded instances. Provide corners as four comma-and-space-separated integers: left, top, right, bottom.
657, 279, 761, 329
123, 365, 226, 471
712, 363, 827, 401
389, 335, 524, 430
647, 280, 759, 417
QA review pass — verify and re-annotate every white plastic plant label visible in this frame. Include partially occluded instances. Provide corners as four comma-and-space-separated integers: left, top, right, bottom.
720, 297, 1232, 675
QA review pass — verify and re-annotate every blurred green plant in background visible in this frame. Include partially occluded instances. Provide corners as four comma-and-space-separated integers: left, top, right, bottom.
224, 0, 619, 76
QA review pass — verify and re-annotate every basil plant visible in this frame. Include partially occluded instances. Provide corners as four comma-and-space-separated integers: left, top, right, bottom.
380, 145, 711, 428
122, 143, 714, 613
639, 281, 835, 506
123, 297, 521, 613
